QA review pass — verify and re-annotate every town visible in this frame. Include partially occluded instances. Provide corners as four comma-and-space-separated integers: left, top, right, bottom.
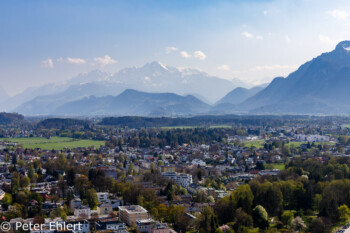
0, 114, 349, 232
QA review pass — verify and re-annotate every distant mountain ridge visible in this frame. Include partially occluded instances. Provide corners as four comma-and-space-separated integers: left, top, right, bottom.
12, 61, 247, 115
216, 86, 265, 105
235, 41, 350, 114
10, 40, 350, 116
209, 86, 265, 114
51, 89, 211, 116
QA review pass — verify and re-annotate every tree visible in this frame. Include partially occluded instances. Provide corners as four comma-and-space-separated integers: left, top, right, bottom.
128, 162, 135, 175
338, 204, 350, 223
67, 168, 76, 186
11, 174, 20, 193
291, 216, 306, 232
252, 205, 268, 229
233, 185, 253, 214
86, 188, 98, 209
310, 217, 331, 233
2, 193, 12, 208
21, 176, 30, 188
281, 210, 294, 227
51, 194, 59, 204
207, 195, 215, 203
199, 206, 218, 233
28, 165, 35, 181
168, 205, 189, 233
233, 208, 253, 231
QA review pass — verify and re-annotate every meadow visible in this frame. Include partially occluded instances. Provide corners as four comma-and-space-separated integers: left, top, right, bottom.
161, 125, 232, 129
243, 140, 335, 149
0, 137, 105, 150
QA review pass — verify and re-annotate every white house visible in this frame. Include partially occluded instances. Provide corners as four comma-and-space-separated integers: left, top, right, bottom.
74, 205, 91, 218
161, 172, 193, 187
97, 192, 109, 203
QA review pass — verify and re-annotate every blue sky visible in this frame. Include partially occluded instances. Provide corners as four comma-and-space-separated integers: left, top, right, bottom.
1, 0, 350, 95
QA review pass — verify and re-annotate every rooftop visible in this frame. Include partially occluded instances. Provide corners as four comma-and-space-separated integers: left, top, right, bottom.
118, 205, 148, 214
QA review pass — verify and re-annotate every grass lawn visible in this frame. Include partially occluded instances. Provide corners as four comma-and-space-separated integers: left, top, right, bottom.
270, 163, 285, 170
285, 141, 335, 148
0, 137, 105, 150
209, 125, 232, 129
162, 125, 232, 129
243, 140, 265, 148
161, 126, 197, 129
342, 124, 350, 129
284, 141, 304, 148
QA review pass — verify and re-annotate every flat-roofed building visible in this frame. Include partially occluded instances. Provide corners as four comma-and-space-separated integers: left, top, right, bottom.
118, 205, 148, 226
161, 172, 192, 187
95, 218, 126, 231
136, 218, 155, 232
149, 222, 172, 233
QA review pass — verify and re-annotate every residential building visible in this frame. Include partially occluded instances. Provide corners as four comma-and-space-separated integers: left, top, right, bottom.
97, 192, 109, 203
65, 220, 90, 233
97, 203, 113, 215
95, 218, 127, 231
161, 172, 192, 187
149, 222, 172, 233
136, 218, 155, 232
119, 205, 149, 226
70, 197, 82, 210
74, 205, 91, 218
0, 189, 5, 200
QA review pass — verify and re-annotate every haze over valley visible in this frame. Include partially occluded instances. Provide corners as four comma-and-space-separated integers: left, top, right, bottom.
4, 41, 350, 116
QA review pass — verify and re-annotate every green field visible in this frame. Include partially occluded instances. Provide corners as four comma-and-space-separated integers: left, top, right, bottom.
284, 141, 335, 148
0, 137, 105, 150
243, 140, 335, 149
162, 125, 232, 129
243, 140, 265, 148
270, 163, 285, 170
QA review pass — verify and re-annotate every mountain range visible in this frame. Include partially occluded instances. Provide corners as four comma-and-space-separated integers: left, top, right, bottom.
4, 62, 247, 115
209, 86, 265, 114
51, 89, 211, 116
5, 41, 350, 116
235, 40, 350, 114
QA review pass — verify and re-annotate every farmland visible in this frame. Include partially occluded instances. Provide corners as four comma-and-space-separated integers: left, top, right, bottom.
0, 137, 105, 150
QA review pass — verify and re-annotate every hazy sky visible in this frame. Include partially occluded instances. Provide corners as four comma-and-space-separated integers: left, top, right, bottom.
1, 0, 350, 95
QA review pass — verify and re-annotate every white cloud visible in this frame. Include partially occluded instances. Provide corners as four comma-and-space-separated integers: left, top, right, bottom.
242, 31, 253, 38
40, 59, 53, 68
193, 51, 206, 60
256, 35, 263, 40
179, 50, 206, 60
254, 64, 298, 71
93, 55, 118, 66
165, 46, 178, 54
67, 57, 86, 64
217, 64, 230, 71
263, 10, 268, 15
327, 9, 348, 21
180, 51, 192, 58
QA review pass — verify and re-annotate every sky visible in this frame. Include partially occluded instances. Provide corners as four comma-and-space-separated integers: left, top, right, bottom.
1, 0, 350, 95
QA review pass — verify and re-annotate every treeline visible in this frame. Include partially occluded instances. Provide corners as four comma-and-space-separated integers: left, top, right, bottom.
106, 128, 236, 148
98, 115, 331, 128
0, 112, 24, 125
37, 118, 91, 130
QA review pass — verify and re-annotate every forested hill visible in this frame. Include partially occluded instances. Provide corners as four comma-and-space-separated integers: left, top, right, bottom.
37, 118, 91, 129
98, 115, 335, 128
0, 112, 24, 125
